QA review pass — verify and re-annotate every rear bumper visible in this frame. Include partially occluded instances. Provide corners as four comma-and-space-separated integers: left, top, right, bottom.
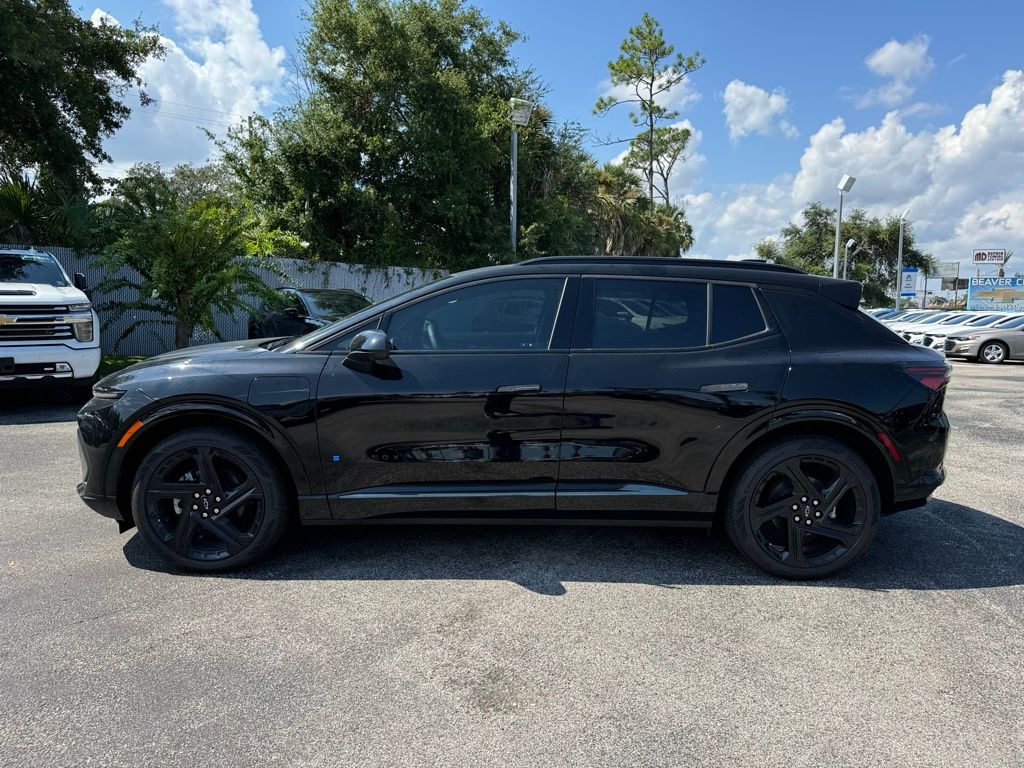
890, 467, 945, 512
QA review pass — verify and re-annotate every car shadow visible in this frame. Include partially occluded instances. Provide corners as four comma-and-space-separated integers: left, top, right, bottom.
0, 390, 80, 424
122, 497, 1024, 594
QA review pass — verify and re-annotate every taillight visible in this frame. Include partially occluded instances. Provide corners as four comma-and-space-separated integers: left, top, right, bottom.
903, 364, 952, 391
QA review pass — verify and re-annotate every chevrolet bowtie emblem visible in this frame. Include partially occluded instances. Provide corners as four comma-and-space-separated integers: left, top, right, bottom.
0, 316, 14, 325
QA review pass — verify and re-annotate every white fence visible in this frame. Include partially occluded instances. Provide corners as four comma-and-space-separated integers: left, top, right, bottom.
2, 244, 441, 357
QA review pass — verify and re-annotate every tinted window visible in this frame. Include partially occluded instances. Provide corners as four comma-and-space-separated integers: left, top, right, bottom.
994, 315, 1024, 329
386, 278, 564, 351
576, 278, 708, 349
322, 317, 381, 351
302, 289, 372, 319
0, 253, 67, 286
711, 284, 766, 343
765, 289, 902, 347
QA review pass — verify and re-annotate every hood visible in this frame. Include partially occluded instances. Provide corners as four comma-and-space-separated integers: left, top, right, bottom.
0, 282, 89, 305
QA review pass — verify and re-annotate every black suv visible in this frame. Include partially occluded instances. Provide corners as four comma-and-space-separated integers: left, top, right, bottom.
77, 257, 950, 579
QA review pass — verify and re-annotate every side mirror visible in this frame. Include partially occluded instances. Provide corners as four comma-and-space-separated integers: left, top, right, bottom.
73, 272, 88, 291
347, 329, 391, 362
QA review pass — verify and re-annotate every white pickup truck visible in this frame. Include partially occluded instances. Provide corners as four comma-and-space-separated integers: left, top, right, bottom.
0, 248, 100, 399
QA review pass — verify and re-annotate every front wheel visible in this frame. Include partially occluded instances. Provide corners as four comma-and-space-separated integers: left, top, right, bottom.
131, 427, 292, 572
723, 436, 881, 579
978, 341, 1008, 364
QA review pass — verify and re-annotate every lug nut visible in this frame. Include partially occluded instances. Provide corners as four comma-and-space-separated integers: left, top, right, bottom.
194, 492, 200, 499
215, 497, 221, 502
205, 489, 212, 495
202, 512, 208, 518
213, 509, 219, 514
814, 511, 822, 518
794, 515, 801, 522
805, 519, 812, 526
192, 504, 198, 510
812, 500, 819, 506
801, 496, 808, 502
792, 504, 799, 510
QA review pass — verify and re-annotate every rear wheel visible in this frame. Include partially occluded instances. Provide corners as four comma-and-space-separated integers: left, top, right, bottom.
724, 436, 880, 579
131, 427, 292, 572
978, 341, 1008, 364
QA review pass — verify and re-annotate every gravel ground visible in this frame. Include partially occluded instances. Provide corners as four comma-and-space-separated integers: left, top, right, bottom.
1, 361, 1022, 768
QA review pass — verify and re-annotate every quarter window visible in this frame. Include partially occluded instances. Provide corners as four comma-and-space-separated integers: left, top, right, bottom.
575, 278, 708, 350
711, 284, 767, 343
386, 278, 564, 351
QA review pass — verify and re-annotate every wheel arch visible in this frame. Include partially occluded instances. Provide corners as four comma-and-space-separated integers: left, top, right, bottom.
709, 414, 897, 517
111, 402, 309, 523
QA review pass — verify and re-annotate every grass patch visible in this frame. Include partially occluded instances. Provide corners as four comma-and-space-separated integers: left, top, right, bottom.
98, 355, 147, 378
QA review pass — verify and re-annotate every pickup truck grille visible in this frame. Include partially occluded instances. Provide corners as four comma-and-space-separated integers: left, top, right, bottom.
0, 304, 76, 342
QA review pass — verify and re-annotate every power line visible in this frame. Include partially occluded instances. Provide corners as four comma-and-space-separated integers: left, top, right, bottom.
136, 107, 234, 130
154, 98, 251, 119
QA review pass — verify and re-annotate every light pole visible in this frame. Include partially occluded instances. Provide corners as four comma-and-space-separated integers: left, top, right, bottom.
843, 238, 856, 279
895, 208, 910, 310
833, 175, 856, 278
509, 98, 535, 255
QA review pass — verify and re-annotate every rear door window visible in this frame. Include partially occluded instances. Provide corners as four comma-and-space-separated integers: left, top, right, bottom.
574, 278, 708, 350
711, 284, 767, 343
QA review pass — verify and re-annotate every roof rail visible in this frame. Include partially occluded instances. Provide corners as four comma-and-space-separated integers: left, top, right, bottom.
516, 255, 804, 274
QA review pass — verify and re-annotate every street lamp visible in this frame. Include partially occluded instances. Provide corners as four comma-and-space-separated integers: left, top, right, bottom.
843, 238, 856, 279
509, 98, 535, 255
832, 174, 856, 278
895, 208, 910, 310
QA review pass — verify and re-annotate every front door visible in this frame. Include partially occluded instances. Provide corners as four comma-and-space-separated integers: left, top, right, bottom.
316, 276, 572, 520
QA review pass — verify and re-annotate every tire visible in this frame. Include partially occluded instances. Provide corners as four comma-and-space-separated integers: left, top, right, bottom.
70, 379, 94, 404
978, 341, 1008, 364
130, 426, 293, 572
723, 436, 881, 580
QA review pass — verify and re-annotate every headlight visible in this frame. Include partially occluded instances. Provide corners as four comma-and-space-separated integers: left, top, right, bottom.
931, 333, 946, 338
955, 335, 981, 341
68, 302, 92, 311
71, 316, 95, 342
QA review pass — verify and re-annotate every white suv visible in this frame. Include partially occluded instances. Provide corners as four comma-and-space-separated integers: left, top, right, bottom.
0, 248, 100, 398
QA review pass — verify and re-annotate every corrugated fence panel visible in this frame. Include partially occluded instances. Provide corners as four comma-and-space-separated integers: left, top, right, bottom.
1, 244, 442, 357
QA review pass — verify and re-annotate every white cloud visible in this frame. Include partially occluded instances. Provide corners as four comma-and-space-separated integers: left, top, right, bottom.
722, 80, 798, 141
689, 70, 1024, 271
609, 118, 706, 203
91, 1, 285, 175
855, 35, 934, 108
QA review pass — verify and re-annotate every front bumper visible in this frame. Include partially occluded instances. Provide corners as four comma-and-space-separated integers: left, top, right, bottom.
0, 343, 100, 385
943, 339, 981, 358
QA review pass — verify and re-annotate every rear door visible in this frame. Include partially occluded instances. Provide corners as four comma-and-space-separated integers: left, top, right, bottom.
557, 277, 789, 519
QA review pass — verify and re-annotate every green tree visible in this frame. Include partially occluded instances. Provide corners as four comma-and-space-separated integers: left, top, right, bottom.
0, 170, 92, 246
0, 0, 162, 185
97, 164, 298, 349
755, 202, 934, 306
594, 13, 704, 205
591, 163, 692, 256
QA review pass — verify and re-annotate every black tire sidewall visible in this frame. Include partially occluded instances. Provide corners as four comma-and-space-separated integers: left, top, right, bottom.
131, 426, 292, 572
724, 436, 881, 579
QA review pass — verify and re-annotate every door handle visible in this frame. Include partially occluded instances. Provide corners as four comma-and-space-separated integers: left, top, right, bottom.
496, 384, 541, 394
699, 382, 748, 394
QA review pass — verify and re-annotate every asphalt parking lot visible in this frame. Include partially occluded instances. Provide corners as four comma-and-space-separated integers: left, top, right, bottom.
2, 361, 1023, 768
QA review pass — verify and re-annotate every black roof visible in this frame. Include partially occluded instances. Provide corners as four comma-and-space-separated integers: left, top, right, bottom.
518, 255, 804, 274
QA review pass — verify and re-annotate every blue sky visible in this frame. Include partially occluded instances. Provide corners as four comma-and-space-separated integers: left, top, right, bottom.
85, 1, 1024, 268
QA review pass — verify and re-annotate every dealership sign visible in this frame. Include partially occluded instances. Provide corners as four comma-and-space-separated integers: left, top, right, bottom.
967, 277, 1024, 311
972, 248, 1007, 264
900, 267, 918, 298
935, 261, 960, 278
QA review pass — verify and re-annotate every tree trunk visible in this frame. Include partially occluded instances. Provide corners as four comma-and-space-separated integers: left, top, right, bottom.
175, 319, 191, 349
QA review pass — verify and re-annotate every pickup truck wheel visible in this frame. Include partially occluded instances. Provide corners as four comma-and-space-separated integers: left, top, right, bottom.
724, 436, 880, 579
130, 427, 292, 572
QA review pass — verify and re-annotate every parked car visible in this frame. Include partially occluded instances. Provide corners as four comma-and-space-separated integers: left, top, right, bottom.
77, 257, 950, 580
0, 248, 99, 399
248, 287, 371, 339
885, 311, 951, 333
905, 312, 1014, 349
944, 314, 1024, 363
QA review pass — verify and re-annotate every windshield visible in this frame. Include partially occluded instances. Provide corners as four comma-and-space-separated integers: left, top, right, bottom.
993, 315, 1024, 328
965, 314, 1004, 327
301, 289, 372, 319
279, 275, 449, 352
0, 253, 67, 286
937, 313, 972, 324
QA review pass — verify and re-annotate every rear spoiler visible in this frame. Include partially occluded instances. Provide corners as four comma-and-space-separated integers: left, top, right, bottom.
816, 278, 862, 309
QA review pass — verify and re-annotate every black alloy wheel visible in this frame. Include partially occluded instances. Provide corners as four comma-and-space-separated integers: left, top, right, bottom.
724, 436, 880, 579
131, 427, 291, 571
